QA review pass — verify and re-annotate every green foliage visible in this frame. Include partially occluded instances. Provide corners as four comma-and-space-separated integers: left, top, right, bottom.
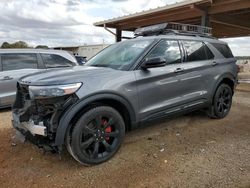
1, 42, 10, 48
1, 41, 29, 48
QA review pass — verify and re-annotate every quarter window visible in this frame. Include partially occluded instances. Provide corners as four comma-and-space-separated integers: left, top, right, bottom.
211, 43, 234, 58
41, 54, 74, 68
183, 41, 208, 62
2, 53, 38, 71
146, 40, 181, 64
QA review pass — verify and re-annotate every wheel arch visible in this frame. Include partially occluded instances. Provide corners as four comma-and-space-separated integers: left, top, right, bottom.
55, 93, 137, 146
210, 73, 236, 103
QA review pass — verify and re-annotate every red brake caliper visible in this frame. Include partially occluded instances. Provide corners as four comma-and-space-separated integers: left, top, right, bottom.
102, 119, 112, 141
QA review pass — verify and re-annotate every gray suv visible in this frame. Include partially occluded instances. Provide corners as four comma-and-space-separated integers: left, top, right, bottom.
12, 23, 238, 165
0, 49, 77, 108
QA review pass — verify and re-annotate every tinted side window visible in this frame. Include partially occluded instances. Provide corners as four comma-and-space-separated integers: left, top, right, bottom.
183, 41, 208, 62
146, 40, 181, 64
211, 43, 234, 58
41, 54, 74, 68
2, 53, 37, 71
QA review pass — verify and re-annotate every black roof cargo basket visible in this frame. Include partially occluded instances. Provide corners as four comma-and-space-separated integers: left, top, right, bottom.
134, 22, 212, 38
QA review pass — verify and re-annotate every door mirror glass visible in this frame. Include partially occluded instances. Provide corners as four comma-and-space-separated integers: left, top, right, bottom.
141, 57, 166, 69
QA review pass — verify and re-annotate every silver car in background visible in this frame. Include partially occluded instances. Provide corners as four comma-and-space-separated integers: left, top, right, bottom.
0, 49, 77, 108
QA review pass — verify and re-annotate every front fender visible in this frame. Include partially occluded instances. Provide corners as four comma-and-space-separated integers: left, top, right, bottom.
55, 93, 137, 146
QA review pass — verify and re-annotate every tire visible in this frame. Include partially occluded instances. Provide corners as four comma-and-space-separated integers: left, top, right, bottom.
67, 106, 125, 165
207, 84, 233, 119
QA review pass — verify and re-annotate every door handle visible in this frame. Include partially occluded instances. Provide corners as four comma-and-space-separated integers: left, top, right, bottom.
0, 76, 13, 81
174, 68, 184, 73
212, 61, 218, 66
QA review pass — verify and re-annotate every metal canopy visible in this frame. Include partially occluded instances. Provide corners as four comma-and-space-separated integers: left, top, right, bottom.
94, 0, 250, 41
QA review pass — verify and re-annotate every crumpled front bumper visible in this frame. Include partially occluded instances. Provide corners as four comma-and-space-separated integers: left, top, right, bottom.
12, 112, 47, 137
12, 82, 79, 151
12, 111, 56, 151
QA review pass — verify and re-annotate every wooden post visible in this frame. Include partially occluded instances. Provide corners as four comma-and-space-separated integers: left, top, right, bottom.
201, 11, 209, 27
116, 29, 122, 42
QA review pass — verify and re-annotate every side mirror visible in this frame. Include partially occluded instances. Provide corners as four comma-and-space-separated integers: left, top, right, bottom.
141, 57, 166, 69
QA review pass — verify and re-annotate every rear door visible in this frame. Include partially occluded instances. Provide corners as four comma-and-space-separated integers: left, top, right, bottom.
0, 53, 41, 107
176, 40, 215, 105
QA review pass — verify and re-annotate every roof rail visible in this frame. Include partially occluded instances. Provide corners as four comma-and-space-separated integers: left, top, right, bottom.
134, 22, 212, 38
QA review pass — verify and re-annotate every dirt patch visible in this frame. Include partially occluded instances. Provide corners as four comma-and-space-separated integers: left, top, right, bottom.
237, 83, 250, 92
0, 91, 250, 188
238, 72, 250, 80
0, 108, 12, 129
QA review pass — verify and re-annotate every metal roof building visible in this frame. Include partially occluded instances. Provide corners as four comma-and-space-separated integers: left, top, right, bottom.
94, 0, 250, 41
53, 44, 109, 59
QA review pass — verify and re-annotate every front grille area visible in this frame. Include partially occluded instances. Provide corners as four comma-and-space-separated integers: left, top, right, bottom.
19, 83, 30, 100
13, 83, 30, 109
13, 83, 79, 130
19, 83, 29, 95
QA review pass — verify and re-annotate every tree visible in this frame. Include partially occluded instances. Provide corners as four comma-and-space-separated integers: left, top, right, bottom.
12, 41, 29, 48
1, 42, 11, 48
1, 41, 29, 48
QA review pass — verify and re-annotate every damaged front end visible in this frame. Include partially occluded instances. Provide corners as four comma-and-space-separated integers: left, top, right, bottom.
12, 82, 79, 152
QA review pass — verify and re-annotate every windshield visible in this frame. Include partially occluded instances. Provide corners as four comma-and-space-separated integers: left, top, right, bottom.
85, 39, 154, 70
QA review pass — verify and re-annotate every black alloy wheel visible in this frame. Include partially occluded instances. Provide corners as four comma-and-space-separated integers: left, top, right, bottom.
207, 84, 233, 119
68, 106, 125, 165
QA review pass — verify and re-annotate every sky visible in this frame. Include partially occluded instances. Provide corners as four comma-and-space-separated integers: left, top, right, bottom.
0, 0, 249, 56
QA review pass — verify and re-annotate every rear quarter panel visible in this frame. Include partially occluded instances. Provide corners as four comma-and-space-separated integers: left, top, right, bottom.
207, 57, 237, 102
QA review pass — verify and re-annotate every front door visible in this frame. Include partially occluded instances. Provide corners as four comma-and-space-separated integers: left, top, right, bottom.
135, 40, 186, 121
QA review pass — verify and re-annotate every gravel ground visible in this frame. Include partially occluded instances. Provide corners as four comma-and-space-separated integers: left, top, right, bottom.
0, 85, 250, 188
238, 72, 250, 80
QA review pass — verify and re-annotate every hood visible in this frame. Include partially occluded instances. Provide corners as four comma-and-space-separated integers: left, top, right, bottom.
19, 66, 119, 86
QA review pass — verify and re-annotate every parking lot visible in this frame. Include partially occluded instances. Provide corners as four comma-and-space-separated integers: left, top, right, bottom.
0, 84, 250, 188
